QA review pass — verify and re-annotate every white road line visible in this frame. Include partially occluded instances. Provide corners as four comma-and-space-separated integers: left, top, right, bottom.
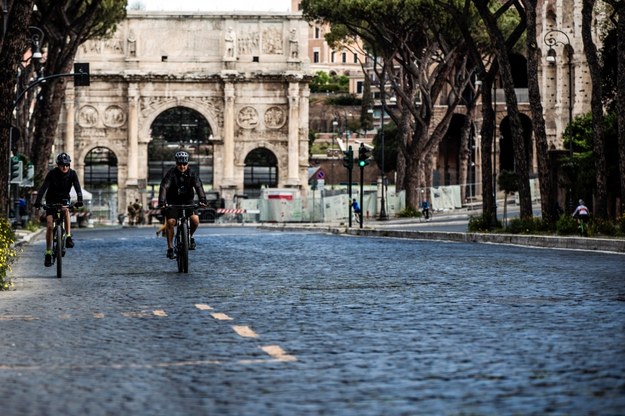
195, 304, 213, 310
211, 312, 233, 321
232, 325, 258, 338
260, 345, 297, 362
153, 310, 167, 317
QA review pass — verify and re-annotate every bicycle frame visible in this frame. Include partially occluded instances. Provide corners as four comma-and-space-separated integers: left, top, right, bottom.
43, 203, 72, 278
169, 204, 197, 274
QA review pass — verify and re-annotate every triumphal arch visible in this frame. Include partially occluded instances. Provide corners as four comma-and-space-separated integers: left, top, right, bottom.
60, 11, 310, 215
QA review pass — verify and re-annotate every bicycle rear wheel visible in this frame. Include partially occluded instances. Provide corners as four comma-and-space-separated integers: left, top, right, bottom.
55, 225, 63, 278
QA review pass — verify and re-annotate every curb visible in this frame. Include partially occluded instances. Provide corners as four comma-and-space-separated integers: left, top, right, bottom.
262, 224, 625, 254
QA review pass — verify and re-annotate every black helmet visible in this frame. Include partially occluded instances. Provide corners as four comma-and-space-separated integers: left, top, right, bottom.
175, 151, 189, 164
56, 153, 71, 165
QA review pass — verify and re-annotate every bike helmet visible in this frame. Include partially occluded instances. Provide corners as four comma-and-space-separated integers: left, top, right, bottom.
56, 152, 71, 165
579, 199, 584, 205
175, 151, 189, 164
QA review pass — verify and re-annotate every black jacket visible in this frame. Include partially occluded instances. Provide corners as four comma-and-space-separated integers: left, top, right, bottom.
158, 166, 207, 205
35, 167, 83, 205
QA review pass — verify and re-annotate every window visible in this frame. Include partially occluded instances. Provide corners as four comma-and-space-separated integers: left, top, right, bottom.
342, 52, 347, 63
353, 53, 358, 64
331, 51, 335, 63
313, 51, 320, 63
314, 26, 320, 39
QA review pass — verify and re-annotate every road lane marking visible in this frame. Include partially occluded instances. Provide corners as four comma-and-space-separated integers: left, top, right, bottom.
0, 315, 38, 321
93, 313, 105, 319
232, 325, 257, 338
121, 311, 153, 318
260, 345, 297, 362
195, 304, 213, 310
211, 312, 233, 321
153, 310, 167, 317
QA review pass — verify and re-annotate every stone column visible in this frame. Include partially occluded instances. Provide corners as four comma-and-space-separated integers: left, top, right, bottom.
223, 81, 235, 183
286, 82, 300, 186
127, 83, 139, 186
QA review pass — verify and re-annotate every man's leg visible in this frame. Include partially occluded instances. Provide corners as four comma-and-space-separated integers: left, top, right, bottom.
64, 208, 75, 248
189, 214, 200, 249
44, 215, 54, 266
166, 217, 176, 258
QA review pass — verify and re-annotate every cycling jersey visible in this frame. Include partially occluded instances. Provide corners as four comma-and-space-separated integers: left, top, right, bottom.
35, 168, 83, 205
158, 166, 207, 206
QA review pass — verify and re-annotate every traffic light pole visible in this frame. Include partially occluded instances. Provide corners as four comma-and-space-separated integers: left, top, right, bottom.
342, 146, 354, 227
359, 165, 364, 228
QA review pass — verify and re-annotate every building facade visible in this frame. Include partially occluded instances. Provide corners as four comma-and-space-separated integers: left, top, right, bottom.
60, 11, 311, 215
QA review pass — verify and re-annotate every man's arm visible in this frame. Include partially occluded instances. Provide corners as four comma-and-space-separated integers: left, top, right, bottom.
158, 169, 173, 205
72, 170, 83, 205
193, 173, 207, 203
34, 172, 52, 206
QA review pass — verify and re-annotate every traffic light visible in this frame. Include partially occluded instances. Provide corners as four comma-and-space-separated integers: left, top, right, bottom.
10, 157, 23, 184
358, 143, 371, 168
342, 146, 353, 170
74, 62, 90, 86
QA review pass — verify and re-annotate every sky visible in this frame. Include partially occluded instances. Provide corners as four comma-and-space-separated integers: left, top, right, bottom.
128, 0, 293, 12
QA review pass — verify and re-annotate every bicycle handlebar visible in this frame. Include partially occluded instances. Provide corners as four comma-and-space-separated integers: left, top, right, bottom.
42, 203, 75, 210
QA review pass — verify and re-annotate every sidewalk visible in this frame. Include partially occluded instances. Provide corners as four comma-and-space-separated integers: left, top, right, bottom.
261, 209, 625, 255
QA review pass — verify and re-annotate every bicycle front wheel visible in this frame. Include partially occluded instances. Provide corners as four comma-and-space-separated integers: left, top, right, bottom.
179, 221, 189, 273
55, 225, 63, 278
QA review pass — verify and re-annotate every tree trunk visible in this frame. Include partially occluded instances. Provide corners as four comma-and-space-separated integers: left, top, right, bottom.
522, 0, 556, 223
479, 75, 496, 225
582, 0, 608, 219
616, 2, 625, 216
0, 0, 35, 214
473, 0, 532, 220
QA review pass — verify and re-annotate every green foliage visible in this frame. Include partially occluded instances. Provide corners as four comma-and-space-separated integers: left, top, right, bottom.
397, 206, 421, 218
468, 214, 496, 232
556, 214, 580, 235
326, 95, 362, 106
310, 71, 350, 94
372, 122, 399, 174
0, 217, 17, 290
506, 217, 553, 234
498, 170, 518, 194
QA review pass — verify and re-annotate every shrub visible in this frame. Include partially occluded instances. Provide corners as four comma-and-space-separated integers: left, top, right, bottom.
397, 206, 421, 218
468, 214, 497, 232
556, 214, 579, 235
506, 217, 550, 234
0, 217, 17, 290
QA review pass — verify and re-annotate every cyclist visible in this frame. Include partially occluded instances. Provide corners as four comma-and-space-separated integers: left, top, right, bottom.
421, 198, 431, 220
158, 151, 207, 259
572, 199, 590, 235
33, 153, 84, 267
352, 198, 361, 223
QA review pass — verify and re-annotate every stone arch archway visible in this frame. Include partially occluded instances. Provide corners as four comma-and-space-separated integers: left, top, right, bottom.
83, 146, 119, 222
243, 148, 278, 198
147, 106, 214, 191
500, 114, 534, 174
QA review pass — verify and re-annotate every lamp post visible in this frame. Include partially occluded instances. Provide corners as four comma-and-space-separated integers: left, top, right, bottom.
544, 28, 574, 211
378, 80, 388, 220
331, 119, 338, 190
543, 29, 573, 154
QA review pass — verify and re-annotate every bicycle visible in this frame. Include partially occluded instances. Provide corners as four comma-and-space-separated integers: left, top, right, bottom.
576, 215, 589, 237
167, 204, 198, 274
42, 203, 73, 278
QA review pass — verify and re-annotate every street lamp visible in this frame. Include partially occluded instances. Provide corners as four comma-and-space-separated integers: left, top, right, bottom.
544, 28, 574, 211
543, 28, 573, 154
331, 119, 338, 190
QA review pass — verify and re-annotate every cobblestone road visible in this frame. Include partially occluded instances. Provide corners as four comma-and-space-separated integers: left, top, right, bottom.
2, 226, 624, 415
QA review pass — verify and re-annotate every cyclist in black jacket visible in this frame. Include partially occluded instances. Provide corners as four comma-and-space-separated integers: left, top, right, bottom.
33, 153, 84, 267
158, 151, 207, 259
